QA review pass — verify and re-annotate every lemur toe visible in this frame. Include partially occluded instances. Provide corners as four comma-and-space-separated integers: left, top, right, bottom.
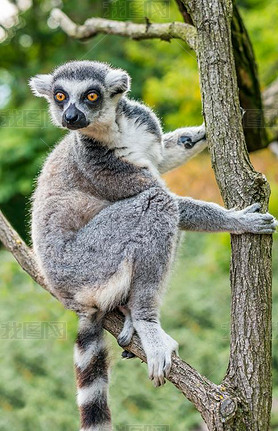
117, 329, 134, 347
163, 355, 172, 378
243, 202, 261, 213
117, 309, 134, 347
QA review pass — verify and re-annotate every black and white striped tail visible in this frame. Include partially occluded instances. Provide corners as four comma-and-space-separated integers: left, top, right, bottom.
74, 313, 111, 431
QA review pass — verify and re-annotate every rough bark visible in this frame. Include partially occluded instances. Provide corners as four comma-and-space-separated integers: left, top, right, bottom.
0, 211, 48, 292
184, 0, 272, 429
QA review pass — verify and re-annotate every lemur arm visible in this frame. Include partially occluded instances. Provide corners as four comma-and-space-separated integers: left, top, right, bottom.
162, 125, 277, 234
176, 196, 277, 234
158, 124, 207, 174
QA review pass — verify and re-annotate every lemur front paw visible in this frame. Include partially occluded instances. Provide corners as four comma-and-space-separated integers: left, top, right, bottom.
144, 330, 179, 387
178, 136, 195, 149
178, 123, 206, 149
231, 203, 277, 234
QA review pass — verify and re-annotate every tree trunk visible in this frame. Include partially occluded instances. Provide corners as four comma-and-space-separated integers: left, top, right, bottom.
184, 0, 272, 429
176, 0, 268, 152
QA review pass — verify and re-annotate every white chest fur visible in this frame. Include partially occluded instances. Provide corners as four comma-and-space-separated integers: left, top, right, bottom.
81, 107, 164, 178
114, 113, 163, 176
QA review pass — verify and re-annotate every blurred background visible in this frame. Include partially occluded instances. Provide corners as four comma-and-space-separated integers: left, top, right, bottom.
0, 0, 277, 429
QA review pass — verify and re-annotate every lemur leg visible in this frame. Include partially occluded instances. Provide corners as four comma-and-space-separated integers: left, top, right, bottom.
176, 198, 277, 234
128, 191, 179, 387
122, 188, 179, 387
74, 312, 111, 431
56, 187, 179, 388
128, 280, 179, 387
159, 124, 207, 174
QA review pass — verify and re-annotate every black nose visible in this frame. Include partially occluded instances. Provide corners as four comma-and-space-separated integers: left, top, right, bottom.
62, 104, 88, 130
64, 110, 78, 124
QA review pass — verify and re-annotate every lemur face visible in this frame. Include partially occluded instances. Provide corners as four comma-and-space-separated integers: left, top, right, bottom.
29, 61, 130, 130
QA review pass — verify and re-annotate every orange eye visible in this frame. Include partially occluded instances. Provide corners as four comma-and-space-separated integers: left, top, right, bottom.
55, 92, 66, 102
87, 92, 99, 102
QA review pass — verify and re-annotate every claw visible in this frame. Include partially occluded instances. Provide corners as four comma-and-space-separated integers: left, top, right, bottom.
261, 213, 275, 222
163, 354, 172, 378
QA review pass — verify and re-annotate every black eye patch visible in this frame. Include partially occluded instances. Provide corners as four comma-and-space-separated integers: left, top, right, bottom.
53, 88, 69, 105
82, 88, 102, 104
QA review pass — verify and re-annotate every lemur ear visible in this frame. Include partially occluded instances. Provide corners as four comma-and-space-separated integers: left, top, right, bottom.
105, 69, 131, 96
29, 74, 53, 98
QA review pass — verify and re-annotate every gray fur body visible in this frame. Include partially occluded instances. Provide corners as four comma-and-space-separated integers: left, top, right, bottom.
32, 132, 178, 315
29, 61, 277, 431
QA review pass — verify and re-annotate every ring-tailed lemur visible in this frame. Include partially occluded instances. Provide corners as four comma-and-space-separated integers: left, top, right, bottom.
29, 61, 277, 431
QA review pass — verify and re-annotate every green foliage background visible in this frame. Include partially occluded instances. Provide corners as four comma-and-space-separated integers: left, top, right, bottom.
0, 0, 277, 429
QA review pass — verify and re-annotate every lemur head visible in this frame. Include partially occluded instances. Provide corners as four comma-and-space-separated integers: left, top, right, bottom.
29, 61, 130, 130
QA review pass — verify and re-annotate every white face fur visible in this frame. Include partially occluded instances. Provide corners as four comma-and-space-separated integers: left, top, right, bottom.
29, 61, 130, 131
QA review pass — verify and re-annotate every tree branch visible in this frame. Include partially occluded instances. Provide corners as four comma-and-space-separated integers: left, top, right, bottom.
263, 77, 278, 144
175, 0, 193, 24
0, 207, 238, 427
50, 8, 197, 50
231, 2, 268, 152
0, 210, 49, 293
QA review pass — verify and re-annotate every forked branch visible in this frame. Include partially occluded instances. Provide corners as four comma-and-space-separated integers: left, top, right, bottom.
50, 8, 197, 50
